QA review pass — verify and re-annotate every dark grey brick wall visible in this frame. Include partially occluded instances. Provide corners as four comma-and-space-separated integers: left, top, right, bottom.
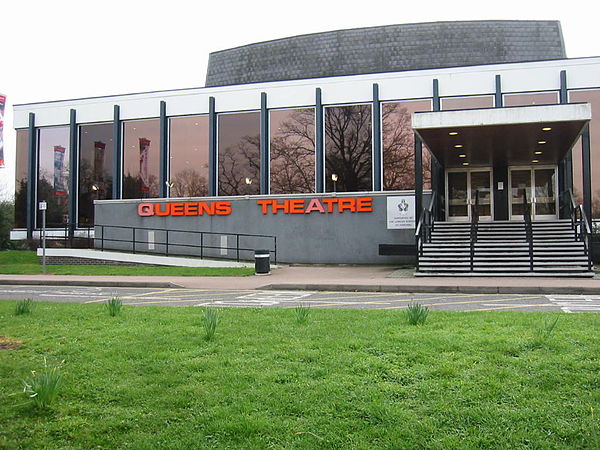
41, 256, 155, 266
205, 21, 566, 87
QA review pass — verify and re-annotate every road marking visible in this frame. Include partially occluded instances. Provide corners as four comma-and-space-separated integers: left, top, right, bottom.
472, 303, 554, 312
381, 294, 542, 310
83, 288, 178, 303
545, 295, 600, 313
237, 291, 314, 301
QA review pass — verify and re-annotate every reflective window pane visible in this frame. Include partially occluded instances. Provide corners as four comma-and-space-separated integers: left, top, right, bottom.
218, 112, 260, 196
123, 119, 160, 199
270, 108, 315, 194
37, 126, 70, 227
14, 130, 29, 228
441, 95, 494, 110
325, 104, 372, 192
78, 123, 113, 226
503, 92, 559, 107
569, 89, 600, 217
382, 100, 432, 190
169, 116, 209, 197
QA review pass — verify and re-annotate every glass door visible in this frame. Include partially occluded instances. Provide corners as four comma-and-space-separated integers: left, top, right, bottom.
446, 169, 493, 222
509, 166, 557, 220
447, 171, 468, 221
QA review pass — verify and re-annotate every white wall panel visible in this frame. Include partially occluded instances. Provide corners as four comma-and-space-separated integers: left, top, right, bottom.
497, 66, 560, 93
166, 93, 211, 116
265, 84, 316, 109
320, 80, 373, 105
565, 60, 600, 89
377, 75, 433, 101
436, 70, 497, 97
118, 97, 161, 120
75, 101, 115, 124
213, 88, 262, 112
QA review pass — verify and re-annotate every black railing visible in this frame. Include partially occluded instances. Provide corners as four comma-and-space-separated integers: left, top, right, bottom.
96, 224, 277, 264
522, 190, 534, 271
33, 223, 95, 248
415, 195, 436, 270
564, 189, 592, 271
469, 191, 480, 271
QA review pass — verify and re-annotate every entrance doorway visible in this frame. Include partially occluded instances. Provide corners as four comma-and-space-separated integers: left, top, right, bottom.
509, 166, 558, 220
446, 168, 493, 222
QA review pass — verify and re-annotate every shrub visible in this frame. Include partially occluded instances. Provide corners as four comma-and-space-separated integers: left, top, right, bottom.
0, 199, 15, 250
405, 303, 429, 325
22, 358, 63, 410
15, 298, 34, 315
105, 297, 123, 317
295, 303, 311, 324
202, 307, 219, 341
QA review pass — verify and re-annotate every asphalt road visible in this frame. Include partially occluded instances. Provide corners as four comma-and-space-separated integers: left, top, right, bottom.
2, 285, 600, 312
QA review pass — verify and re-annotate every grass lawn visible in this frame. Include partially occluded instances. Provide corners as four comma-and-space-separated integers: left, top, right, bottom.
0, 250, 255, 276
1, 301, 598, 448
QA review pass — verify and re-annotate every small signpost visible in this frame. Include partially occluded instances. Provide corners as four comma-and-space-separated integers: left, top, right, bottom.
39, 201, 47, 273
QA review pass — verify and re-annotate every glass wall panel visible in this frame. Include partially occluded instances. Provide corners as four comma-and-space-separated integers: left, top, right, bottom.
324, 104, 372, 192
218, 112, 260, 196
382, 100, 432, 190
122, 119, 160, 199
441, 95, 494, 110
37, 126, 70, 227
503, 92, 559, 107
569, 89, 600, 217
169, 116, 209, 197
14, 130, 29, 228
270, 108, 315, 194
78, 123, 114, 226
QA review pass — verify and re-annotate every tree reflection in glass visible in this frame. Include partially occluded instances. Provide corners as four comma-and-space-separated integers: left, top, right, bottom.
382, 101, 432, 191
169, 116, 209, 197
218, 112, 260, 196
270, 108, 315, 194
324, 104, 372, 192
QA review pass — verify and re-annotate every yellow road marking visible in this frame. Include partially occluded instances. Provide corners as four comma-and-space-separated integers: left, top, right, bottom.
284, 293, 502, 308
471, 303, 554, 312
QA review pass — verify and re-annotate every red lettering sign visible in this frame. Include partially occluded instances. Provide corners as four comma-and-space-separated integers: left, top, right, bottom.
256, 197, 373, 214
137, 201, 232, 217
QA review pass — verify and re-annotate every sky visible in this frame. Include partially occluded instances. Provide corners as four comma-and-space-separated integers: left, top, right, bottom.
1, 0, 599, 200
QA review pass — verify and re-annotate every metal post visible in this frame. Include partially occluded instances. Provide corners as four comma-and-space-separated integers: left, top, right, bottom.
39, 201, 47, 273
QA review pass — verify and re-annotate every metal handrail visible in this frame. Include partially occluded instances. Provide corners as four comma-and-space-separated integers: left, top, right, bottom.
576, 205, 593, 271
469, 190, 480, 271
523, 190, 534, 271
96, 224, 277, 264
415, 195, 436, 270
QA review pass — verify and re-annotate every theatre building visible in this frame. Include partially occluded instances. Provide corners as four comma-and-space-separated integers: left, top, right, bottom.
10, 21, 600, 276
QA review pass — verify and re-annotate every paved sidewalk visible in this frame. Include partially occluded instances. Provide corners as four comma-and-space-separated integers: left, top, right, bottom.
2, 266, 600, 294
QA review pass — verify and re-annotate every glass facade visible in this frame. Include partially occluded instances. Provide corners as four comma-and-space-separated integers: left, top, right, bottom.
122, 119, 160, 199
441, 95, 494, 110
324, 104, 372, 192
218, 111, 260, 196
14, 130, 29, 228
78, 123, 114, 226
503, 92, 559, 107
569, 89, 600, 217
382, 100, 432, 190
270, 108, 315, 194
169, 116, 210, 197
37, 126, 70, 227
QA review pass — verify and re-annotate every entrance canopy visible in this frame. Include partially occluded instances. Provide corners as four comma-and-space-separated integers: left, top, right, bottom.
412, 103, 591, 168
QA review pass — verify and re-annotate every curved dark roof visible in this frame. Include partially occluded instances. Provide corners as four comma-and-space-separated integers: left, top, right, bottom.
205, 20, 566, 87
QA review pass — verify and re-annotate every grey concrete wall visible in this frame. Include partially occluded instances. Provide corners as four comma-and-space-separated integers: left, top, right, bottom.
95, 193, 423, 264
205, 21, 566, 87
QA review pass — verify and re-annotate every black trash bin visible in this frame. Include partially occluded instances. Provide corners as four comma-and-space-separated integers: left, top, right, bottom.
254, 250, 271, 275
